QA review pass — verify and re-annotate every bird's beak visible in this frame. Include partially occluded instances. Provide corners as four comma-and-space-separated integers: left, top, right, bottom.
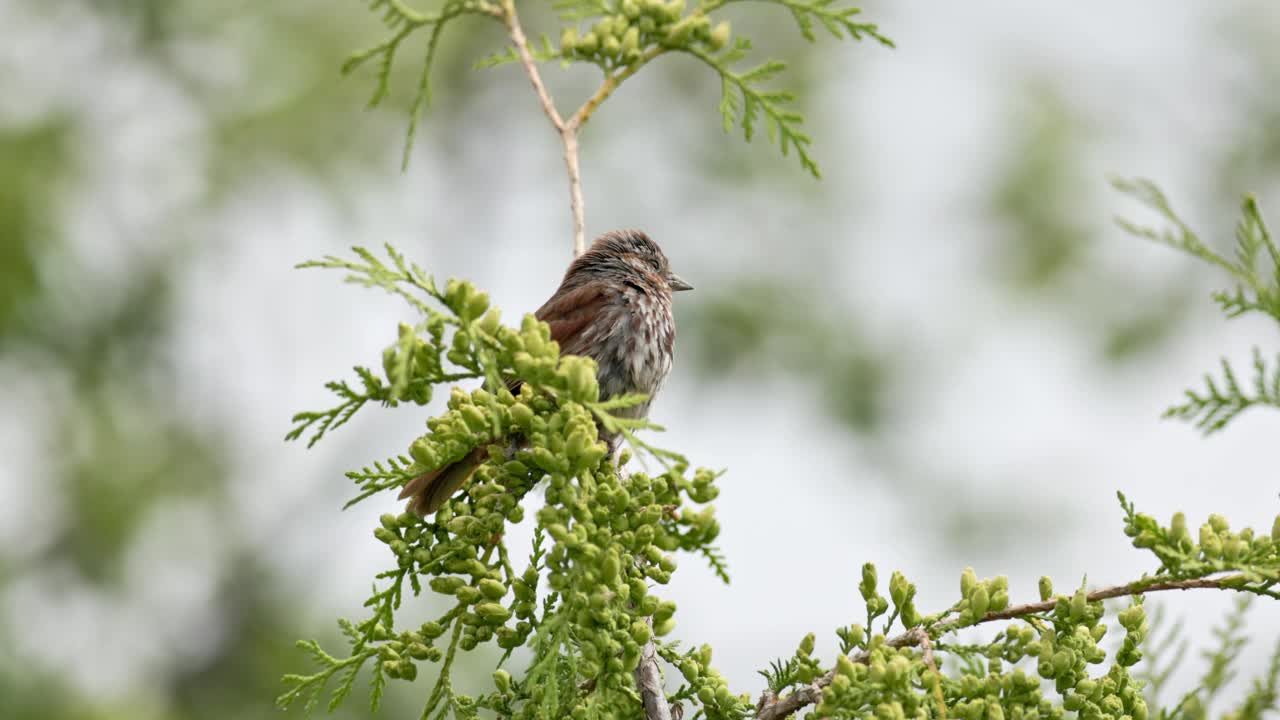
668, 273, 694, 292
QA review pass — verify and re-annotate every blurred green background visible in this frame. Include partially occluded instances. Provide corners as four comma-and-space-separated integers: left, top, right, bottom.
2, 0, 1278, 717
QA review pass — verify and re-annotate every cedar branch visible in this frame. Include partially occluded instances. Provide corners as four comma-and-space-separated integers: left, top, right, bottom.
755, 575, 1244, 720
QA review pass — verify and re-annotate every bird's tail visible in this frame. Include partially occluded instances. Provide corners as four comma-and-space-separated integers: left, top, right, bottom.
398, 446, 487, 516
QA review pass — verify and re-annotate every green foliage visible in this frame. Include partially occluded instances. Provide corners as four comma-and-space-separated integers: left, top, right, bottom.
286, 12, 1280, 720
768, 493, 1280, 720
1119, 494, 1280, 599
286, 246, 487, 447
1163, 349, 1280, 434
0, 120, 71, 335
1115, 179, 1280, 432
1233, 641, 1280, 720
287, 247, 1280, 720
1140, 597, 1280, 720
344, 0, 891, 176
1113, 180, 1280, 323
281, 247, 729, 719
344, 0, 499, 169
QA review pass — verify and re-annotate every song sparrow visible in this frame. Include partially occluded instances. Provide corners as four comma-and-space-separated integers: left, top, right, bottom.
399, 230, 693, 515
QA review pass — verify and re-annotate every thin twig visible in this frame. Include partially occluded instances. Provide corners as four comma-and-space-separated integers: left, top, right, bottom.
909, 628, 936, 673
561, 50, 663, 256
635, 618, 673, 720
911, 629, 946, 720
935, 576, 1233, 631
496, 0, 585, 255
499, 0, 564, 132
565, 48, 664, 132
562, 130, 587, 257
497, 0, 665, 257
755, 575, 1243, 720
497, 0, 587, 256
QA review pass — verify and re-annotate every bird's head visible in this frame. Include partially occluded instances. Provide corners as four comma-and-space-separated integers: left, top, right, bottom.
577, 229, 693, 294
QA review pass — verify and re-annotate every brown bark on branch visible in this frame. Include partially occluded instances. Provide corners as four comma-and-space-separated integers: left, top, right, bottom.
636, 617, 673, 720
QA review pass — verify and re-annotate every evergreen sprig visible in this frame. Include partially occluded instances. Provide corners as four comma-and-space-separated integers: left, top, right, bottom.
1114, 180, 1280, 434
1138, 604, 1190, 712
1189, 597, 1251, 715
280, 247, 729, 719
1164, 349, 1280, 433
278, 638, 379, 713
474, 35, 558, 68
687, 40, 819, 176
286, 245, 487, 447
1119, 491, 1280, 598
286, 366, 393, 448
755, 0, 890, 43
345, 0, 890, 177
343, 0, 499, 169
1146, 597, 1280, 720
752, 492, 1280, 720
1233, 640, 1280, 720
1113, 178, 1280, 323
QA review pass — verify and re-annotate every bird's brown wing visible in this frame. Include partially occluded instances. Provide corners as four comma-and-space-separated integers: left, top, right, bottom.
401, 285, 613, 516
536, 283, 613, 356
397, 445, 487, 515
501, 284, 610, 398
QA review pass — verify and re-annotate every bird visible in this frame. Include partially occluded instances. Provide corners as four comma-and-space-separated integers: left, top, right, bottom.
399, 230, 693, 516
